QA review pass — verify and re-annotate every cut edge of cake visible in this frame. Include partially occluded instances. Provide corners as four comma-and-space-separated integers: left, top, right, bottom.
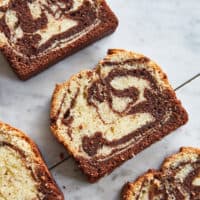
50, 49, 188, 182
0, 121, 64, 199
121, 170, 160, 200
0, 0, 118, 80
121, 147, 200, 200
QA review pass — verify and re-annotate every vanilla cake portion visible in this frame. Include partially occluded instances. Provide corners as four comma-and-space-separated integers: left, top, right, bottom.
0, 0, 118, 80
50, 49, 188, 182
0, 121, 64, 200
122, 147, 200, 200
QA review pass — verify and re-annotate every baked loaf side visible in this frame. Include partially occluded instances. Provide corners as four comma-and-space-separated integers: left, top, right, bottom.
0, 121, 64, 200
0, 0, 118, 79
122, 147, 200, 200
51, 49, 188, 182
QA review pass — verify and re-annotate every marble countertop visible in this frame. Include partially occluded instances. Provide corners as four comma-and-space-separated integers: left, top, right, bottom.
0, 0, 200, 199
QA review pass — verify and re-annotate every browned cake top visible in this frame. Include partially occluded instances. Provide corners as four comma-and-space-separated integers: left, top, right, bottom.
0, 0, 105, 58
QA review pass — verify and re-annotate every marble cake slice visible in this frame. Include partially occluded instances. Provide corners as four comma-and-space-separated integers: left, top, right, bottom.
0, 0, 118, 80
0, 121, 64, 200
50, 49, 188, 182
122, 147, 200, 200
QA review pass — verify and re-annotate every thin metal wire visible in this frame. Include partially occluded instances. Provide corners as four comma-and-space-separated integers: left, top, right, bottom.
175, 74, 200, 91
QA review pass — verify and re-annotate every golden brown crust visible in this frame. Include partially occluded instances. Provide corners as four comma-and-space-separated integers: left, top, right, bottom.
121, 171, 158, 200
50, 49, 188, 182
121, 147, 200, 200
0, 121, 64, 200
121, 182, 134, 200
103, 49, 172, 89
0, 0, 118, 80
161, 146, 200, 171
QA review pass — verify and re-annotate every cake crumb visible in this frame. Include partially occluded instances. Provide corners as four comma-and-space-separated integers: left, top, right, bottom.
59, 152, 65, 160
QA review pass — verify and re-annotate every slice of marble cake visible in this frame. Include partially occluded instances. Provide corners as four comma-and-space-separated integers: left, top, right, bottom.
122, 147, 200, 200
0, 0, 118, 80
50, 49, 188, 182
0, 121, 64, 200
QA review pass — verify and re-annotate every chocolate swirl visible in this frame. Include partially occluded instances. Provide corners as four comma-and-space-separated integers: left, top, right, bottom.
0, 0, 99, 58
166, 161, 200, 199
51, 49, 188, 182
83, 66, 170, 157
124, 148, 200, 200
54, 57, 181, 160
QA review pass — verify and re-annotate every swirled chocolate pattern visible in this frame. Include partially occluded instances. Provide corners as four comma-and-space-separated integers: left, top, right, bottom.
0, 0, 118, 79
50, 49, 188, 182
0, 0, 99, 57
0, 121, 63, 200
122, 147, 200, 200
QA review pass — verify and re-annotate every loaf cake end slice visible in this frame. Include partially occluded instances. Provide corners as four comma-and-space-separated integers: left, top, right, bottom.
0, 121, 64, 200
50, 49, 188, 182
0, 0, 118, 80
122, 147, 200, 200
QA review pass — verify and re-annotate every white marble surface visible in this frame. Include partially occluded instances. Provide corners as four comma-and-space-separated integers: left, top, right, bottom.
0, 0, 200, 199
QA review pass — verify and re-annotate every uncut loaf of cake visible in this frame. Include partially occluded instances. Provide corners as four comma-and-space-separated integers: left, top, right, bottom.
0, 0, 118, 80
0, 121, 64, 200
122, 147, 200, 200
50, 49, 188, 182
